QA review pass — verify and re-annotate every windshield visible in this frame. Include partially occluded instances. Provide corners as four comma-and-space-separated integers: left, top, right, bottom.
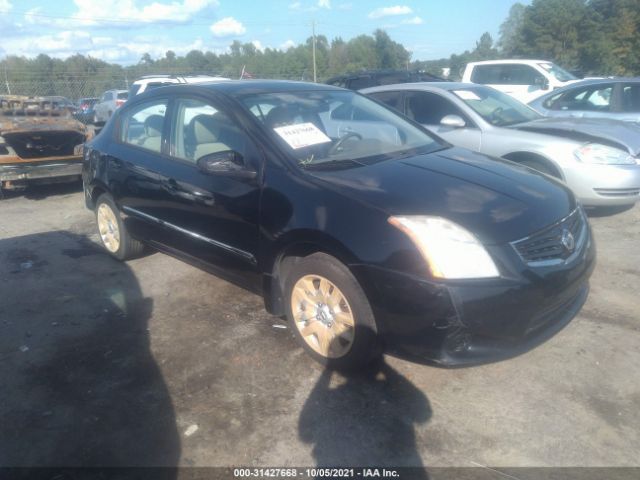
537, 62, 577, 83
451, 86, 541, 127
240, 90, 442, 167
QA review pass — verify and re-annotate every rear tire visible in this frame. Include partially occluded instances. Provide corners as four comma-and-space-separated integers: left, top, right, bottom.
284, 253, 380, 371
95, 194, 145, 261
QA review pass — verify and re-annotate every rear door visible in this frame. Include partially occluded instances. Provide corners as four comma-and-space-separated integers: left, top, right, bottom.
617, 82, 640, 122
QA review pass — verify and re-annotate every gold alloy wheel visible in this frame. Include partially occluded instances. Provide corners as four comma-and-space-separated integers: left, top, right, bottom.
97, 203, 121, 253
290, 274, 355, 358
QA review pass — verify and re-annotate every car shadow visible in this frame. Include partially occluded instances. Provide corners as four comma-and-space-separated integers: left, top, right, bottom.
0, 230, 180, 473
1, 180, 83, 201
585, 203, 636, 217
298, 336, 431, 474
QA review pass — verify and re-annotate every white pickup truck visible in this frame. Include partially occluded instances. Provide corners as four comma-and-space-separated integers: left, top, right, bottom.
462, 59, 580, 103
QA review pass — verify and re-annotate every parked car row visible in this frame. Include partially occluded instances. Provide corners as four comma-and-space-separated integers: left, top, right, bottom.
362, 82, 640, 207
82, 80, 601, 370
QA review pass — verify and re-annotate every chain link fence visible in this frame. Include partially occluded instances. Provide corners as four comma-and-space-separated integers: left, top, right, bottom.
0, 68, 313, 102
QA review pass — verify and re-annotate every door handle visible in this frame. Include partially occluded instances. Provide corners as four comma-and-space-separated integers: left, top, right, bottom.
163, 178, 178, 190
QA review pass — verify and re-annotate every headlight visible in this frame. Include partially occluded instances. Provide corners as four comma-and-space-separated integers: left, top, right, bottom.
388, 216, 500, 279
574, 143, 636, 165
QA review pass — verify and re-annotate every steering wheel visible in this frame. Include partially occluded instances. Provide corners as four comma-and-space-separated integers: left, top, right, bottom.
489, 107, 504, 124
328, 132, 363, 156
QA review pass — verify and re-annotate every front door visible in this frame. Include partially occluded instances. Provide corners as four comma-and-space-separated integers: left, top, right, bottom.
112, 95, 262, 290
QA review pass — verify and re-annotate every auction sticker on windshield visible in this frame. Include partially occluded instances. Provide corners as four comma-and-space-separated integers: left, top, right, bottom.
273, 122, 332, 149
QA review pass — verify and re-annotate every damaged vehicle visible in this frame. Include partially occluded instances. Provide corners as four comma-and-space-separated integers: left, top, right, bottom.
363, 83, 640, 206
83, 81, 595, 369
0, 95, 93, 194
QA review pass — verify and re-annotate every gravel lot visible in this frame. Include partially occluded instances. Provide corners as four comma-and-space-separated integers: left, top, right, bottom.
0, 182, 639, 470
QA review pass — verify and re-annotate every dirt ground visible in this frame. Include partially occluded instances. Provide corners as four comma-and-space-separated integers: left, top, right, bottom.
0, 182, 639, 471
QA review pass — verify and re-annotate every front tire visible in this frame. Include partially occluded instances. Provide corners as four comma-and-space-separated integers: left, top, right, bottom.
95, 194, 145, 260
284, 253, 380, 370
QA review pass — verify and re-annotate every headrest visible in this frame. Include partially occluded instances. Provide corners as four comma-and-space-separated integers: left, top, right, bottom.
192, 114, 220, 143
144, 115, 164, 137
265, 106, 296, 129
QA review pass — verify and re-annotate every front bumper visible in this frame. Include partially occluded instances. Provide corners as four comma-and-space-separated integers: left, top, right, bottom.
352, 225, 596, 367
563, 162, 640, 206
0, 158, 83, 182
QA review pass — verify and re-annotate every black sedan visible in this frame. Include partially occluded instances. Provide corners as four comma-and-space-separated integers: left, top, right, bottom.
82, 80, 595, 369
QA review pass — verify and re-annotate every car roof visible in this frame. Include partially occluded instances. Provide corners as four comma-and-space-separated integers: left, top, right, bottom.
468, 59, 552, 66
361, 81, 477, 94
137, 79, 344, 97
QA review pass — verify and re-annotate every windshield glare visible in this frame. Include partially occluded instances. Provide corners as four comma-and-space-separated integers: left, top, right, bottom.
241, 90, 441, 167
452, 86, 541, 127
537, 62, 577, 83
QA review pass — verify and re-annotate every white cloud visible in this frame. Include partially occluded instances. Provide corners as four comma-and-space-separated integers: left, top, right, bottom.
318, 0, 330, 8
0, 0, 12, 11
402, 16, 423, 25
280, 39, 296, 50
288, 1, 301, 9
70, 0, 219, 26
0, 29, 229, 64
368, 5, 412, 19
210, 17, 246, 37
337, 3, 352, 10
251, 40, 265, 52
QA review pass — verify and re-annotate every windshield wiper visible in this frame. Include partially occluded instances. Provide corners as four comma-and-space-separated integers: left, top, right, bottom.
301, 158, 366, 170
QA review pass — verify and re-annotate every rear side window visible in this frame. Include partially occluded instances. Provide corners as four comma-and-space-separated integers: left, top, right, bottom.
119, 100, 168, 153
621, 84, 640, 112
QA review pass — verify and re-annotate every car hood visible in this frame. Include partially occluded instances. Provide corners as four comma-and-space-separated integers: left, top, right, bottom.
511, 117, 640, 156
307, 147, 575, 245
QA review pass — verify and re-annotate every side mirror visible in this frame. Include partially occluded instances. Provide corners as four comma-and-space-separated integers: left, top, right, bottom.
534, 76, 550, 90
196, 151, 257, 180
440, 114, 466, 128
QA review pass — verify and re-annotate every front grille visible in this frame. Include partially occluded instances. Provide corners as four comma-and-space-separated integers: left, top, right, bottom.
511, 208, 586, 265
593, 188, 640, 197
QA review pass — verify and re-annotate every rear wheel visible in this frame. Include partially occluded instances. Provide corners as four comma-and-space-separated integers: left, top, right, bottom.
285, 253, 379, 370
95, 194, 145, 260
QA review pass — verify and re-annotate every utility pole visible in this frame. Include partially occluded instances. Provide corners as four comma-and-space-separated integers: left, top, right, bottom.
3, 64, 10, 95
312, 20, 317, 83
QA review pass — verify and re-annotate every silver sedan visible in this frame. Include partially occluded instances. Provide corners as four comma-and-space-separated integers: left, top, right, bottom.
528, 78, 640, 123
362, 82, 640, 207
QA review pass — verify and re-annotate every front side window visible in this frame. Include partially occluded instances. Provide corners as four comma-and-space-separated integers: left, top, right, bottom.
119, 100, 168, 153
550, 84, 614, 111
368, 91, 404, 113
472, 64, 544, 85
240, 89, 443, 168
451, 86, 541, 126
405, 91, 470, 125
499, 65, 545, 85
171, 98, 250, 163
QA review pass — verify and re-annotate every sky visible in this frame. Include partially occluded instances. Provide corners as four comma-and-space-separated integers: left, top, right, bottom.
0, 0, 526, 65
